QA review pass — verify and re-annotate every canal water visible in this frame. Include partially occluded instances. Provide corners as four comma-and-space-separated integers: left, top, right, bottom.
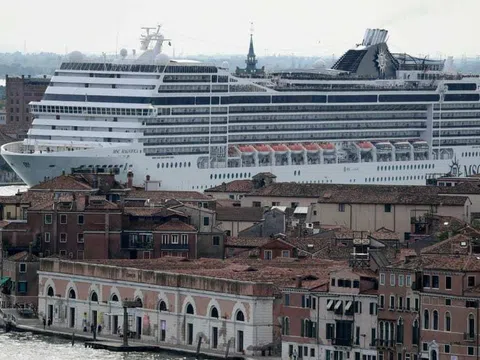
0, 331, 194, 360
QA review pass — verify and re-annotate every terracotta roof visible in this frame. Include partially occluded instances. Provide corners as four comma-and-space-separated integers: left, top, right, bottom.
420, 234, 473, 255
225, 236, 272, 248
123, 207, 186, 218
7, 251, 38, 262
76, 257, 347, 291
215, 199, 242, 207
247, 183, 470, 205
30, 175, 93, 191
155, 219, 197, 232
440, 182, 480, 195
2, 221, 29, 230
395, 254, 480, 272
85, 198, 119, 210
205, 180, 254, 193
126, 189, 211, 202
216, 207, 264, 222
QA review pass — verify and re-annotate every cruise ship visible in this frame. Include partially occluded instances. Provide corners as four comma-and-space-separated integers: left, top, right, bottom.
2, 26, 480, 190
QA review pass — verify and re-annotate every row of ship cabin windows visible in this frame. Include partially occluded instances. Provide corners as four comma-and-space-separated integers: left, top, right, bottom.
378, 164, 435, 172
157, 162, 192, 169
210, 172, 252, 180
462, 151, 479, 157
366, 175, 425, 183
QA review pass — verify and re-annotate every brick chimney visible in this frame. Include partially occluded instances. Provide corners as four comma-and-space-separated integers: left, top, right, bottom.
127, 170, 134, 188
296, 275, 303, 288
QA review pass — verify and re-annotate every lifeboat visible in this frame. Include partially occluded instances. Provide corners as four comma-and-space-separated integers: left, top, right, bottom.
228, 146, 240, 157
254, 144, 272, 155
271, 144, 288, 154
357, 142, 373, 151
304, 143, 320, 153
319, 143, 335, 153
288, 144, 305, 154
238, 145, 255, 154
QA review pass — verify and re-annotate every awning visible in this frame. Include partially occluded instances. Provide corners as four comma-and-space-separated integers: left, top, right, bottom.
345, 301, 352, 311
327, 300, 334, 310
0, 277, 10, 286
334, 300, 342, 310
294, 207, 308, 215
272, 206, 287, 212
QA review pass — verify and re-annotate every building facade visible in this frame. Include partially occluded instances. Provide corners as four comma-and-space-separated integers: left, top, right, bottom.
5, 75, 49, 139
38, 258, 280, 355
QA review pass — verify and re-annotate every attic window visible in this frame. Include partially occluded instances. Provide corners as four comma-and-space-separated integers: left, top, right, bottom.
244, 266, 257, 272
460, 241, 468, 248
307, 244, 314, 248
91, 200, 103, 205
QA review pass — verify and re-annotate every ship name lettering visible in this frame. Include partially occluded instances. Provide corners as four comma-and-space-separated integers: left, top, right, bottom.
113, 149, 139, 154
464, 165, 480, 176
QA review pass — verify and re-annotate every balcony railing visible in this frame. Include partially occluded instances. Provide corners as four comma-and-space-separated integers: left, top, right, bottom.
464, 332, 475, 341
121, 235, 153, 250
375, 339, 396, 348
160, 243, 189, 251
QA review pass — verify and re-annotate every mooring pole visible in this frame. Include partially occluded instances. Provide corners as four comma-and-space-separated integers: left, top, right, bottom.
123, 306, 129, 347
196, 335, 203, 357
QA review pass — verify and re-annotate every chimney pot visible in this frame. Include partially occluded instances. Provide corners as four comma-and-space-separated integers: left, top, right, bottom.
127, 170, 134, 188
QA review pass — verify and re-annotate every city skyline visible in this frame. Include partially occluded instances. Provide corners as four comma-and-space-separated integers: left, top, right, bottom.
1, 0, 479, 57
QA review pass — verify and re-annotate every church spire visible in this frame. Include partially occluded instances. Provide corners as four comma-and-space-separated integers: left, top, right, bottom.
248, 34, 256, 58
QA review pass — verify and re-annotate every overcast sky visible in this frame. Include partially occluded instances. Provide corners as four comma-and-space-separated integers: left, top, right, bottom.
1, 0, 479, 57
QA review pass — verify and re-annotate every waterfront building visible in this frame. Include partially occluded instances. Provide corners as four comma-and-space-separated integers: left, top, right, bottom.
38, 256, 344, 355
0, 250, 40, 308
281, 268, 378, 360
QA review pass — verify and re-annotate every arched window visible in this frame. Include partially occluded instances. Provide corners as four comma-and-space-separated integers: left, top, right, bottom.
433, 310, 439, 330
424, 310, 430, 329
236, 310, 245, 322
47, 286, 54, 297
379, 321, 384, 340
282, 317, 290, 335
445, 312, 451, 332
385, 321, 389, 341
135, 297, 143, 308
111, 294, 119, 302
431, 350, 437, 360
186, 303, 194, 315
469, 313, 475, 338
396, 318, 404, 343
68, 289, 76, 299
210, 306, 219, 318
390, 322, 395, 341
90, 291, 98, 302
158, 300, 167, 311
412, 320, 419, 345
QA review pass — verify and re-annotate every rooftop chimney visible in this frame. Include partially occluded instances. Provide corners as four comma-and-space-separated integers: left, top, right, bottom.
296, 275, 303, 288
127, 170, 134, 188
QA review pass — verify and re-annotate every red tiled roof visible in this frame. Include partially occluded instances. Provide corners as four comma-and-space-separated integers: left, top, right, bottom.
123, 207, 186, 218
205, 180, 254, 193
225, 236, 272, 248
73, 257, 347, 290
155, 219, 197, 232
420, 234, 473, 255
126, 189, 211, 201
247, 183, 470, 205
30, 175, 93, 191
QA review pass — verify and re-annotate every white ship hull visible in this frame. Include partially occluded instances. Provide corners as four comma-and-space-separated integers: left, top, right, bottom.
3, 142, 478, 190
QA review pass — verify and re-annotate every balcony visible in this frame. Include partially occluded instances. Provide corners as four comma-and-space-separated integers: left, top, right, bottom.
464, 332, 475, 342
121, 234, 153, 250
332, 338, 352, 347
375, 339, 396, 349
160, 243, 189, 251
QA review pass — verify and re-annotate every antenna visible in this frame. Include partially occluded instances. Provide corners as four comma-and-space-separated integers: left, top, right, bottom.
250, 22, 254, 36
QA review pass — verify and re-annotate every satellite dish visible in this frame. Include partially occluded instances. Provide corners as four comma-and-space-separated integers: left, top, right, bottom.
221, 61, 229, 69
313, 59, 326, 70
120, 48, 128, 58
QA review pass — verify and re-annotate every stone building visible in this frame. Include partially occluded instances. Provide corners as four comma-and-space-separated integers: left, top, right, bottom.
38, 257, 341, 355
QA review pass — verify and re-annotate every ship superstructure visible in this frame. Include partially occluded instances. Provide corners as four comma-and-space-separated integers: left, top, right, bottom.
2, 27, 480, 189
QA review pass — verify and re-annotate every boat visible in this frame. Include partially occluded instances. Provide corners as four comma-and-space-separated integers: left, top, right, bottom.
3, 26, 480, 189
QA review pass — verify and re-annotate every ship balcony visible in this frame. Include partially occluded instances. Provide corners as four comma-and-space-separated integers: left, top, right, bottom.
1, 141, 96, 155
